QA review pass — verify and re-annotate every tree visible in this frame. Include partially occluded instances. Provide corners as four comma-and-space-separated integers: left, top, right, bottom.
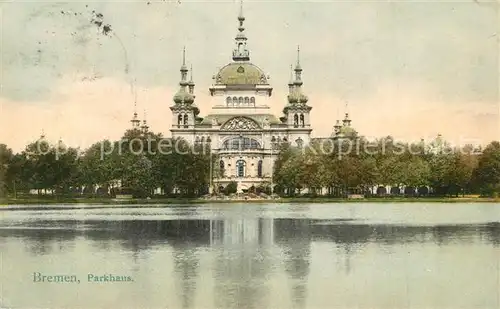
473, 141, 500, 196
0, 144, 13, 197
224, 181, 238, 195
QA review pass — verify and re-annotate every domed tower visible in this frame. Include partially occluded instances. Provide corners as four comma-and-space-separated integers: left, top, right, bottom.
281, 47, 312, 147
170, 47, 200, 130
208, 0, 273, 109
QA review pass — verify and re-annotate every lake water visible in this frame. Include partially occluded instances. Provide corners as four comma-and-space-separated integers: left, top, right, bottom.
1, 203, 499, 309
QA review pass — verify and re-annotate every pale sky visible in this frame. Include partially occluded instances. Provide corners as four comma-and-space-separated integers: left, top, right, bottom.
0, 0, 499, 151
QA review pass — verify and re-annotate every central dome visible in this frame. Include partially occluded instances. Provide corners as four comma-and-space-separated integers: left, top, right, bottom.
215, 62, 267, 85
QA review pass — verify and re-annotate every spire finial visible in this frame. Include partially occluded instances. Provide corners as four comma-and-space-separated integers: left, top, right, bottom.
180, 47, 188, 83
232, 0, 250, 61
189, 64, 193, 82
239, 0, 244, 20
182, 46, 186, 66
297, 45, 300, 65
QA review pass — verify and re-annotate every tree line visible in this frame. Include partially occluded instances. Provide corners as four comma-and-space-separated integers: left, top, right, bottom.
273, 136, 500, 197
0, 129, 499, 198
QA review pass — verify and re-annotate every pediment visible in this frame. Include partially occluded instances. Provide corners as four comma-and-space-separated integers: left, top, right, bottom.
221, 117, 261, 131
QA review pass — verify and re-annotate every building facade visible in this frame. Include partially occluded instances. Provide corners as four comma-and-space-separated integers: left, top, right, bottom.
169, 5, 313, 193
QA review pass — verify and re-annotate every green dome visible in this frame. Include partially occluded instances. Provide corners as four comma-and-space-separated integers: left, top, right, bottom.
173, 88, 194, 104
338, 126, 357, 137
215, 62, 267, 85
287, 89, 308, 104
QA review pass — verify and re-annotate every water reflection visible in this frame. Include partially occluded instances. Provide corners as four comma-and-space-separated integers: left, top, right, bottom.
0, 207, 499, 309
1, 219, 499, 255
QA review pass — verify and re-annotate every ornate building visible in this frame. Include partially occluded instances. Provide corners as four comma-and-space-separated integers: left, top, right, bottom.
169, 4, 313, 193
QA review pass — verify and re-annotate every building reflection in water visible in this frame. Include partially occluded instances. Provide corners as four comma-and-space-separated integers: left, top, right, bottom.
274, 219, 312, 309
1, 214, 499, 308
210, 217, 275, 309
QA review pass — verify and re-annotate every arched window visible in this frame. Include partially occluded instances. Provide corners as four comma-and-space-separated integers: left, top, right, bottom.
233, 96, 238, 104
293, 114, 299, 127
206, 137, 211, 143
257, 160, 263, 177
238, 97, 243, 105
219, 160, 225, 177
244, 97, 249, 105
250, 97, 255, 104
183, 114, 188, 128
195, 136, 200, 144
300, 114, 305, 127
271, 136, 276, 142
226, 97, 232, 106
222, 137, 261, 150
236, 160, 246, 177
200, 136, 205, 143
177, 115, 183, 127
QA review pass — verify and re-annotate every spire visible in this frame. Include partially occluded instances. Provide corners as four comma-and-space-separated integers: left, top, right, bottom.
130, 100, 141, 129
232, 0, 250, 61
343, 112, 351, 127
180, 46, 188, 85
173, 48, 194, 104
188, 64, 195, 95
288, 64, 294, 91
141, 109, 149, 133
294, 45, 303, 85
334, 120, 342, 135
342, 101, 351, 126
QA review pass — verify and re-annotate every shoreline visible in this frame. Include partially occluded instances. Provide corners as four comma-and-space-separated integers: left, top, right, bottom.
1, 196, 499, 206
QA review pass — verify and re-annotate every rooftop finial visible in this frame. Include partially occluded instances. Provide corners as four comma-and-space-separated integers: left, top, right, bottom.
182, 46, 186, 66
232, 0, 250, 61
188, 64, 195, 94
239, 0, 244, 20
180, 47, 188, 83
141, 109, 149, 133
297, 45, 300, 65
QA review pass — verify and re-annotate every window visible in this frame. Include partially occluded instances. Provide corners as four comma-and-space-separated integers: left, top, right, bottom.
222, 137, 261, 150
226, 97, 232, 105
244, 97, 249, 105
236, 160, 246, 177
300, 114, 305, 127
219, 160, 225, 177
177, 115, 183, 127
250, 97, 255, 104
239, 97, 243, 105
257, 160, 263, 177
183, 115, 188, 128
293, 114, 298, 127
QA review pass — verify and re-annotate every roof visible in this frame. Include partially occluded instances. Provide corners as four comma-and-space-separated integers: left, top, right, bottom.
215, 62, 268, 85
